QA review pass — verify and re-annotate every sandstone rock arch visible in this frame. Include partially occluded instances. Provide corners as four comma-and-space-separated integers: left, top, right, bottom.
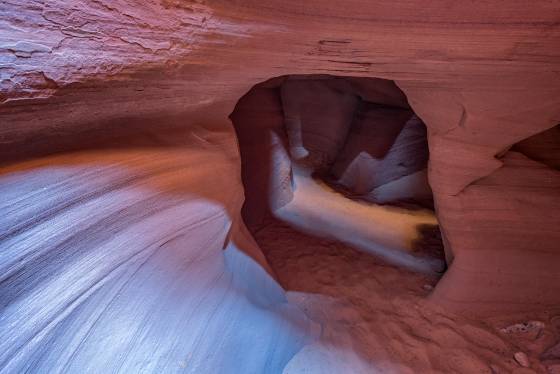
1, 1, 560, 372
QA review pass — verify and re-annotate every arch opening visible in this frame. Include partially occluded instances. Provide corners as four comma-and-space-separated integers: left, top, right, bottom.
230, 74, 445, 275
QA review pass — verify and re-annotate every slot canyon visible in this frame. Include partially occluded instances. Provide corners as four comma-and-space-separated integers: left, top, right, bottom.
1, 1, 559, 373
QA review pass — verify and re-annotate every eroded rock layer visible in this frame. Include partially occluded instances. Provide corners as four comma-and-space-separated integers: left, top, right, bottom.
0, 131, 316, 373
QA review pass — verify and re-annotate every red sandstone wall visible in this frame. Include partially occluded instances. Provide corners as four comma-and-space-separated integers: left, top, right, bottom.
1, 0, 560, 313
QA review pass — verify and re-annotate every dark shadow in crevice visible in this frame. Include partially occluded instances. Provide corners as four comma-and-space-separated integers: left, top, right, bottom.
511, 124, 560, 170
230, 74, 446, 273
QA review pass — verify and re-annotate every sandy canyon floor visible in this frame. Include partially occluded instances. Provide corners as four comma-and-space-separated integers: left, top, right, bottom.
253, 218, 560, 374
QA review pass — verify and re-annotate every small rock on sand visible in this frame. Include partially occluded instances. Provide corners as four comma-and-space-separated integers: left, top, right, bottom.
501, 321, 545, 340
514, 351, 530, 367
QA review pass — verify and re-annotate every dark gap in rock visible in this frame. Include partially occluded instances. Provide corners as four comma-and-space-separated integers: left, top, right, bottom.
230, 74, 445, 274
511, 124, 560, 170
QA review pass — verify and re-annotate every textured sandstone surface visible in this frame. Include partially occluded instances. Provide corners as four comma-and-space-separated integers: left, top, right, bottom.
1, 0, 560, 372
0, 131, 316, 373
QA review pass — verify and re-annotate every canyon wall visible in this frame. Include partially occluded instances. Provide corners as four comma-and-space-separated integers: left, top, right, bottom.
0, 136, 317, 372
2, 0, 560, 318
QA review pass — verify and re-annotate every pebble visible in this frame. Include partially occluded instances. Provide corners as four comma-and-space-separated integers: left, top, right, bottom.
500, 321, 545, 340
514, 351, 530, 368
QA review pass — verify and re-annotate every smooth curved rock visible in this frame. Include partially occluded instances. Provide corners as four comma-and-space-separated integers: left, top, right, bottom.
0, 134, 316, 373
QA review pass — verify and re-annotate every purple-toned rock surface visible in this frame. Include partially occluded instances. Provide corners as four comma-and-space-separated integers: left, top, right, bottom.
1, 1, 560, 372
